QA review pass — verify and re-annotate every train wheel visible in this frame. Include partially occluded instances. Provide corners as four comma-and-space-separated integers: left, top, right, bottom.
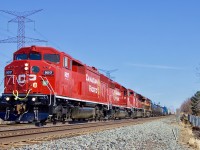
51, 115, 57, 125
40, 119, 47, 126
35, 121, 45, 127
61, 115, 66, 124
62, 120, 66, 124
53, 118, 57, 125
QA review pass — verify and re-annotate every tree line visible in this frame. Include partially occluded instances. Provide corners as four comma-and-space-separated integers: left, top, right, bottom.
180, 91, 200, 115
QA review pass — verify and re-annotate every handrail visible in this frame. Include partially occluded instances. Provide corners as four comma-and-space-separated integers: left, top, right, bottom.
4, 107, 10, 120
39, 76, 54, 106
18, 110, 29, 121
2, 75, 13, 93
43, 77, 55, 93
43, 76, 56, 106
13, 89, 31, 100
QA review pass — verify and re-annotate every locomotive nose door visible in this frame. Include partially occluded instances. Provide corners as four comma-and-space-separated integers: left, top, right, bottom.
15, 63, 31, 91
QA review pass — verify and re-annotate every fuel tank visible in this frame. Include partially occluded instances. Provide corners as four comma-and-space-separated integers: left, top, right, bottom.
136, 110, 143, 117
71, 107, 95, 119
115, 110, 128, 119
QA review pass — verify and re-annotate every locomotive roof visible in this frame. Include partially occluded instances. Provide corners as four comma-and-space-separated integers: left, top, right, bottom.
128, 89, 134, 92
15, 46, 72, 58
15, 45, 59, 53
86, 66, 100, 74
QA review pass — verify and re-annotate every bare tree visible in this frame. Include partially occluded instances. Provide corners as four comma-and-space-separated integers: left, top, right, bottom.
180, 98, 192, 114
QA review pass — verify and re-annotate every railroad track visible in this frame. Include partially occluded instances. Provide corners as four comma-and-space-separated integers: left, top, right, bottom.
0, 116, 167, 149
0, 123, 33, 131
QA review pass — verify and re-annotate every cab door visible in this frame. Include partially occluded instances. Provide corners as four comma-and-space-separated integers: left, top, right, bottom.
61, 55, 72, 96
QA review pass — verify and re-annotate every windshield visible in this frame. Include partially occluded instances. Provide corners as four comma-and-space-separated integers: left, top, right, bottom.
15, 53, 41, 60
44, 54, 60, 63
30, 53, 42, 60
15, 53, 59, 63
15, 54, 28, 60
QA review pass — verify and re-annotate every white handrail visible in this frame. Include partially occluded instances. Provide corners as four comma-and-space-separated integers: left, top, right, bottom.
43, 77, 55, 93
4, 107, 10, 120
2, 75, 13, 94
43, 77, 56, 106
39, 76, 55, 106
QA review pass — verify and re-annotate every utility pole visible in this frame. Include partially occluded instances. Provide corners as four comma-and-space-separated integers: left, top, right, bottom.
0, 9, 47, 49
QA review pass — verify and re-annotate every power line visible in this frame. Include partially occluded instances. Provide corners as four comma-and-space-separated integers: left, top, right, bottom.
0, 9, 47, 49
33, 28, 63, 50
0, 26, 16, 38
0, 31, 9, 38
1, 9, 62, 51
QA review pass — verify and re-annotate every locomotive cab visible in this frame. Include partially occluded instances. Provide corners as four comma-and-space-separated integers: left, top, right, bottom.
0, 46, 62, 123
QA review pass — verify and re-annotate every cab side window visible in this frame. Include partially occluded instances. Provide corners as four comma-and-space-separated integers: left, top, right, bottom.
44, 54, 60, 63
63, 57, 68, 68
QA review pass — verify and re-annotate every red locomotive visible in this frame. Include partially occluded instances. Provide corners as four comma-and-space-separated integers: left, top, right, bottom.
0, 46, 153, 125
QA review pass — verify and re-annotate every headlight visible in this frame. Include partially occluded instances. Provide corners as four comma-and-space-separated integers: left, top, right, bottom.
24, 66, 29, 70
44, 70, 53, 75
32, 66, 40, 73
24, 63, 29, 67
32, 97, 36, 101
6, 97, 10, 101
5, 70, 13, 75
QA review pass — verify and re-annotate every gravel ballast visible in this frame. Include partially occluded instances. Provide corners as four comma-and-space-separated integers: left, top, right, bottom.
13, 116, 192, 150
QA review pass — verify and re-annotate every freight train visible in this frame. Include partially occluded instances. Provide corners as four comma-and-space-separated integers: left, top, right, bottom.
0, 46, 168, 125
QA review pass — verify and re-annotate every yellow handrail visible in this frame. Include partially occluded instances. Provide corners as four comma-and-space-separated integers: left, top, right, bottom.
13, 89, 31, 100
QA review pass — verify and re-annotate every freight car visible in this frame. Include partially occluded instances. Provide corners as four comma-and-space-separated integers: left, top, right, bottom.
151, 103, 163, 116
151, 103, 169, 116
0, 46, 166, 125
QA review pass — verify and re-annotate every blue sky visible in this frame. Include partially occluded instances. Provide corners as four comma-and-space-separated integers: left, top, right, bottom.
0, 1, 200, 110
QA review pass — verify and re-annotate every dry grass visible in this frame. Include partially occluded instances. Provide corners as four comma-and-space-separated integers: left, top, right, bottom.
179, 121, 200, 150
